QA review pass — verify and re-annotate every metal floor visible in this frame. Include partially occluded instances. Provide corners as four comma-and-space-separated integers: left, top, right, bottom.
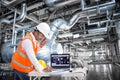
87, 64, 120, 80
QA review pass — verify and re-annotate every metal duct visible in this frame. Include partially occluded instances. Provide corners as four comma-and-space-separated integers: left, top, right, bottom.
0, 3, 26, 24
55, 12, 80, 30
49, 12, 80, 41
44, 0, 79, 7
35, 12, 80, 65
49, 19, 66, 41
68, 12, 80, 29
35, 11, 80, 65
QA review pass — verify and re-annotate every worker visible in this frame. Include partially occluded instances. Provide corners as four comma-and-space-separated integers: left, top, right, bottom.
10, 22, 52, 80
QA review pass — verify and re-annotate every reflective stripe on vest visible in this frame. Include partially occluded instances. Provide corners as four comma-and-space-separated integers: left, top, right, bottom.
12, 58, 33, 69
16, 49, 28, 59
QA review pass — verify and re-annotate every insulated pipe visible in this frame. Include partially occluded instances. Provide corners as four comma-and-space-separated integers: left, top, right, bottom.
37, 1, 115, 22
49, 12, 80, 41
15, 26, 30, 31
58, 27, 107, 38
44, 0, 79, 7
68, 12, 80, 29
36, 6, 80, 65
0, 3, 26, 24
88, 27, 107, 34
49, 19, 66, 41
38, 12, 81, 64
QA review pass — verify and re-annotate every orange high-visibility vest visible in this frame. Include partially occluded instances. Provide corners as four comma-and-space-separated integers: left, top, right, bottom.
10, 32, 40, 73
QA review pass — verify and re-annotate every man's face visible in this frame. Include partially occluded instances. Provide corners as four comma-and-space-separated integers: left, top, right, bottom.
37, 32, 45, 40
34, 31, 46, 47
36, 31, 46, 47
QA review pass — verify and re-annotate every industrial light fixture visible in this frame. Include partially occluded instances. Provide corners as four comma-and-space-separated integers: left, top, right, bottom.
88, 27, 107, 34
58, 33, 73, 38
92, 38, 104, 42
73, 34, 80, 38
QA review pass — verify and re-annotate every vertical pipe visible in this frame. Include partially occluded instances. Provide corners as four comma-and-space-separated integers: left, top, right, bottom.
0, 3, 27, 24
14, 31, 17, 52
117, 22, 120, 56
92, 46, 96, 61
22, 30, 25, 38
12, 10, 17, 45
81, 0, 85, 10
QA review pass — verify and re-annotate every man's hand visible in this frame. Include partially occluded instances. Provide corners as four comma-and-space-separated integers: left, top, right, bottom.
43, 66, 52, 72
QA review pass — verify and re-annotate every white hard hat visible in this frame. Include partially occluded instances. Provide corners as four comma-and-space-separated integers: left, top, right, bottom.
36, 22, 50, 39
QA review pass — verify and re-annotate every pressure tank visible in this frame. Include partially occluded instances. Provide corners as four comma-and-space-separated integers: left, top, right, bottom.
1, 41, 14, 63
1, 40, 63, 65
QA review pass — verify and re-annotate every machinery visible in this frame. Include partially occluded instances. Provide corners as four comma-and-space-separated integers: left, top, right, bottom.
0, 0, 120, 80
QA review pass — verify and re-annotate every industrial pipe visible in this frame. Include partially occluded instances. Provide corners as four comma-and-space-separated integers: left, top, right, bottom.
35, 11, 81, 65
49, 11, 80, 42
0, 3, 26, 24
87, 8, 112, 27
16, 3, 26, 22
44, 0, 79, 7
81, 0, 115, 10
36, 10, 81, 65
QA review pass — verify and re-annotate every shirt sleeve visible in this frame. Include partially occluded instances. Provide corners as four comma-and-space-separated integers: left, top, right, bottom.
22, 39, 44, 72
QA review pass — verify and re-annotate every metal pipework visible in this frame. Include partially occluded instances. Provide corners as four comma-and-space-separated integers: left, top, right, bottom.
81, 0, 115, 10
49, 12, 80, 42
1, 25, 31, 63
36, 10, 80, 65
0, 3, 26, 24
12, 25, 30, 52
16, 3, 26, 22
35, 12, 80, 64
44, 0, 79, 7
87, 10, 111, 27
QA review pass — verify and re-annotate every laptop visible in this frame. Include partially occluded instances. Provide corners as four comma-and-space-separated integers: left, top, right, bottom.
50, 54, 70, 72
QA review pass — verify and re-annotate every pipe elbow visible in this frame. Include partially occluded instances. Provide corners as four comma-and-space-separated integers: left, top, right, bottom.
17, 3, 27, 22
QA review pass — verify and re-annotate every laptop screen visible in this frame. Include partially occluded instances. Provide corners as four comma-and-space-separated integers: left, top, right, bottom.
51, 54, 70, 68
